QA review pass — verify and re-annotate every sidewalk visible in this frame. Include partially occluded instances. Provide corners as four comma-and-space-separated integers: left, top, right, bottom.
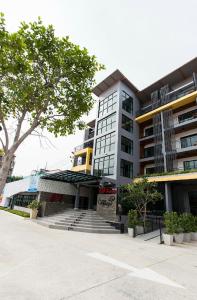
0, 210, 197, 300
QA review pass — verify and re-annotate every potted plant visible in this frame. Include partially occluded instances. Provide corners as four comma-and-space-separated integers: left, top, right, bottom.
28, 200, 41, 219
191, 215, 197, 241
163, 212, 177, 246
180, 213, 192, 242
128, 209, 138, 237
174, 214, 184, 244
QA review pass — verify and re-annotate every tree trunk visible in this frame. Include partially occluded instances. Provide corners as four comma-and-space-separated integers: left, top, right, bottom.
0, 153, 14, 196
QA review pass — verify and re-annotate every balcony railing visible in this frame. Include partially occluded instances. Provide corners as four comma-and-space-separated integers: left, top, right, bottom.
74, 141, 93, 152
136, 80, 196, 117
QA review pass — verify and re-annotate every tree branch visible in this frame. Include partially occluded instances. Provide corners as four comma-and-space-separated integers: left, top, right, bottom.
0, 137, 5, 151
0, 110, 9, 151
13, 110, 26, 143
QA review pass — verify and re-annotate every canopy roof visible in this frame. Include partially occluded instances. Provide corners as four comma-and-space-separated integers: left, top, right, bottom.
41, 170, 100, 183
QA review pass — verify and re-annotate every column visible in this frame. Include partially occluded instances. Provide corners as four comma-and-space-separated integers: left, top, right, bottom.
88, 188, 94, 210
165, 182, 172, 211
74, 184, 80, 210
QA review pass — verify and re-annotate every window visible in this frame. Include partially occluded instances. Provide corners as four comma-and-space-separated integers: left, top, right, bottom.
122, 115, 133, 132
122, 91, 133, 114
178, 109, 197, 124
120, 159, 133, 178
181, 134, 197, 148
97, 113, 116, 135
145, 167, 155, 174
93, 155, 115, 176
184, 160, 197, 170
144, 146, 154, 158
98, 91, 117, 117
144, 126, 153, 137
95, 132, 116, 155
121, 136, 133, 154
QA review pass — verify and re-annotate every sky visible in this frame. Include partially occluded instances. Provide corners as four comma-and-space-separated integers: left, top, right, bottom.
1, 0, 197, 175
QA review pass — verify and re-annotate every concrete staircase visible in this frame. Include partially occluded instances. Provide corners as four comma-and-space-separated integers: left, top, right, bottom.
36, 209, 120, 234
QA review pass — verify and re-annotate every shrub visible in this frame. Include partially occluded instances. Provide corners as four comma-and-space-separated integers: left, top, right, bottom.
179, 213, 192, 233
188, 215, 197, 233
128, 210, 139, 228
28, 200, 41, 210
164, 212, 181, 235
182, 213, 193, 233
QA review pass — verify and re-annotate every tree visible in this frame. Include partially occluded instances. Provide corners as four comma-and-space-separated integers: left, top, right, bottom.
0, 13, 104, 194
119, 178, 163, 227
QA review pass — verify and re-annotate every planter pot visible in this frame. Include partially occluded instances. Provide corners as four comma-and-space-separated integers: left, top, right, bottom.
136, 225, 144, 235
183, 232, 191, 242
163, 233, 174, 246
191, 232, 197, 241
174, 233, 184, 244
128, 227, 135, 238
30, 209, 38, 219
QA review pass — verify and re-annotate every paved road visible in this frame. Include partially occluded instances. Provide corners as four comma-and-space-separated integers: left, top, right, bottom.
0, 210, 197, 300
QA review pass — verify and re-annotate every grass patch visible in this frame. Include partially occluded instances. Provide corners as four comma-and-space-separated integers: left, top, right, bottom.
0, 206, 30, 218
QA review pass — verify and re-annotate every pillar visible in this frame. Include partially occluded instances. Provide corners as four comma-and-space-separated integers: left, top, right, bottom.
74, 184, 80, 210
165, 182, 172, 211
88, 188, 94, 210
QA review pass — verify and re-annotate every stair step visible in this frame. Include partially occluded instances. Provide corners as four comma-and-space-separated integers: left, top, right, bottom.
36, 209, 119, 234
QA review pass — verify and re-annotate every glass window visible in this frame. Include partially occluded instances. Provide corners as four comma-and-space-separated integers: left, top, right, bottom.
184, 160, 197, 170
144, 146, 154, 158
120, 159, 133, 178
98, 91, 117, 117
93, 155, 115, 176
145, 167, 155, 174
181, 134, 197, 148
122, 91, 133, 114
121, 136, 133, 155
122, 115, 133, 132
97, 113, 116, 135
144, 127, 153, 137
95, 132, 116, 155
178, 109, 197, 124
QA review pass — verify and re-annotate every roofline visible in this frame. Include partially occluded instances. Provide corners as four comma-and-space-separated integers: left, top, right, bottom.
92, 69, 139, 97
93, 57, 197, 99
139, 57, 197, 94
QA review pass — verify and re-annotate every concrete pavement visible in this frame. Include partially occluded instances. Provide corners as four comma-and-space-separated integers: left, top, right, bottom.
0, 210, 197, 300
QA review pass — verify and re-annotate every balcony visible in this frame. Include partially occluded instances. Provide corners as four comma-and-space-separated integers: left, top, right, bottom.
71, 147, 93, 174
74, 141, 93, 153
136, 81, 197, 123
135, 167, 197, 183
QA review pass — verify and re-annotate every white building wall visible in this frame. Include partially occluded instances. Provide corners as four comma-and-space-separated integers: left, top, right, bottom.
1, 177, 32, 206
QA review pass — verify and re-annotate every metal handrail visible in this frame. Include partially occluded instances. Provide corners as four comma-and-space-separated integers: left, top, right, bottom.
136, 81, 196, 117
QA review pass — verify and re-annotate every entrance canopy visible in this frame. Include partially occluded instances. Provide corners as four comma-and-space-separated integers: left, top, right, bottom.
41, 170, 100, 184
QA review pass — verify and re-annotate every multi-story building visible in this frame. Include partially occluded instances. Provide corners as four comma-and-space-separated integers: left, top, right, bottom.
72, 57, 197, 214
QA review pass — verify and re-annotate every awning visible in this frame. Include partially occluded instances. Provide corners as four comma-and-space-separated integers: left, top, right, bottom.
41, 170, 100, 183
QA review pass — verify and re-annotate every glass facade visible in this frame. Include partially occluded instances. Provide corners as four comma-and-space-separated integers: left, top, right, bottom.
122, 91, 133, 114
184, 160, 197, 170
95, 132, 115, 155
144, 146, 154, 158
120, 159, 133, 178
144, 126, 153, 137
98, 91, 117, 117
145, 167, 155, 174
122, 115, 133, 132
121, 136, 133, 155
93, 155, 115, 176
181, 134, 197, 148
178, 109, 197, 124
97, 113, 116, 135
